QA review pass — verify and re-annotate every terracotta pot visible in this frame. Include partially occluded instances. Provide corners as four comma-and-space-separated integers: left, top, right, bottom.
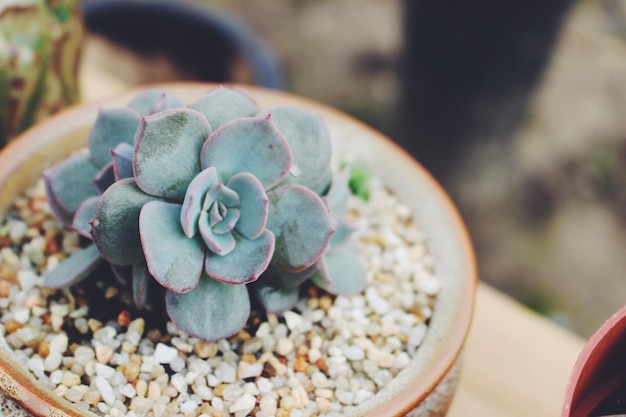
0, 83, 477, 417
562, 305, 626, 417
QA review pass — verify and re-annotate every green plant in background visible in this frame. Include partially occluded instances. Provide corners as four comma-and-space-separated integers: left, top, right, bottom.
0, 0, 83, 148
43, 86, 368, 341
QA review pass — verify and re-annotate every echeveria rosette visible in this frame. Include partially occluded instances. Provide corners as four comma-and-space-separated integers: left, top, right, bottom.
42, 89, 182, 289
42, 86, 365, 343
91, 102, 335, 341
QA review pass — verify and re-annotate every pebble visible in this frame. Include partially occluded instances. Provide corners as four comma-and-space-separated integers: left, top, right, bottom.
229, 393, 255, 414
94, 375, 116, 406
95, 343, 114, 364
153, 343, 178, 364
74, 346, 95, 365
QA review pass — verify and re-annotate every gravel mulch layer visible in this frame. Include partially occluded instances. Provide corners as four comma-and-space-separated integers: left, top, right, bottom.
0, 176, 441, 417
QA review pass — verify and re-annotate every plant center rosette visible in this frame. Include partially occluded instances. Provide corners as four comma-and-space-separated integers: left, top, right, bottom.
42, 87, 367, 342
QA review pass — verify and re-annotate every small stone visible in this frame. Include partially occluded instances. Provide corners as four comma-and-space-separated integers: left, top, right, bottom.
153, 343, 178, 364
119, 383, 136, 398
64, 385, 89, 402
95, 343, 114, 364
275, 337, 294, 356
343, 345, 365, 361
152, 403, 167, 417
293, 357, 309, 373
259, 393, 277, 412
180, 400, 198, 413
169, 355, 186, 373
17, 270, 38, 291
195, 384, 213, 401
48, 333, 68, 354
194, 341, 218, 358
83, 389, 101, 406
316, 397, 331, 413
50, 370, 63, 384
222, 384, 244, 402
171, 373, 187, 393
13, 308, 30, 324
129, 396, 149, 414
354, 389, 374, 403
123, 362, 140, 382
94, 376, 115, 406
147, 381, 161, 400
336, 388, 354, 405
61, 371, 80, 388
311, 372, 328, 388
415, 275, 441, 295
367, 347, 395, 368
229, 393, 255, 414
283, 311, 303, 332
27, 356, 45, 377
44, 352, 63, 372
135, 379, 147, 397
238, 361, 263, 379
95, 363, 116, 379
214, 362, 236, 383
74, 346, 95, 365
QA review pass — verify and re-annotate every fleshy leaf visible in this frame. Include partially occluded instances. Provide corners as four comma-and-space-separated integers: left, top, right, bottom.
165, 273, 251, 342
127, 88, 173, 115
149, 92, 185, 114
259, 106, 333, 194
263, 262, 319, 289
91, 179, 162, 265
139, 201, 204, 293
134, 108, 211, 200
110, 264, 132, 286
205, 229, 274, 284
180, 167, 219, 237
328, 219, 355, 252
266, 185, 334, 272
132, 264, 151, 310
205, 183, 239, 210
72, 196, 99, 238
227, 172, 268, 240
200, 116, 292, 189
93, 162, 116, 194
111, 143, 134, 180
190, 87, 258, 130
250, 283, 299, 314
326, 167, 351, 215
42, 245, 103, 289
43, 153, 100, 226
211, 207, 240, 235
312, 245, 367, 295
198, 211, 236, 255
88, 107, 142, 168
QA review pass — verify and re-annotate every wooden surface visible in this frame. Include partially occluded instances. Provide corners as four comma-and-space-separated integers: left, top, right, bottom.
79, 55, 587, 417
448, 283, 584, 417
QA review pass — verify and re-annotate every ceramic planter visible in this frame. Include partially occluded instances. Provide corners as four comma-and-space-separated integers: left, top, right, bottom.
562, 305, 626, 417
0, 83, 476, 417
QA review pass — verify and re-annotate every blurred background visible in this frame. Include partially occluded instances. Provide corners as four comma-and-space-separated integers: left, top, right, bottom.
3, 0, 626, 337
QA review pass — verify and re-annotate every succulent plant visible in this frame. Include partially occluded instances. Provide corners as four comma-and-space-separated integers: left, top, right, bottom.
43, 86, 367, 341
0, 0, 84, 148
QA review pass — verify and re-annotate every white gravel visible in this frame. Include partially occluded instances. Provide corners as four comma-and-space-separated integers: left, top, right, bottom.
0, 176, 442, 417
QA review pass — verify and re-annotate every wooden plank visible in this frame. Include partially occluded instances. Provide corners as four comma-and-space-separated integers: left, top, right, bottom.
448, 283, 585, 417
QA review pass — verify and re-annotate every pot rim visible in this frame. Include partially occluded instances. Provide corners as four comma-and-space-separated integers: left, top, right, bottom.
562, 304, 626, 417
0, 82, 477, 417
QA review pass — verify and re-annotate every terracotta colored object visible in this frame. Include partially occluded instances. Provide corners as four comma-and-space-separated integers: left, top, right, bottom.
562, 305, 626, 417
0, 83, 477, 417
